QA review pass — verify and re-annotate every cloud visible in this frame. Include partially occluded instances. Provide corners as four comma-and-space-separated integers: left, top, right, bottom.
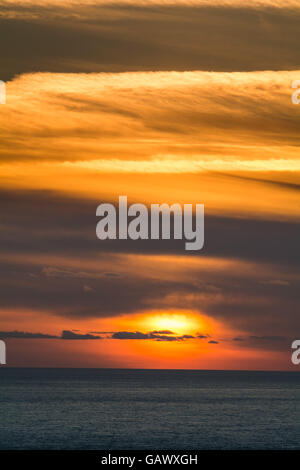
61, 330, 103, 339
0, 330, 57, 339
0, 329, 292, 352
0, 188, 299, 265
42, 267, 119, 284
0, 329, 194, 342
2, 71, 300, 166
42, 266, 94, 279
1, 1, 300, 81
111, 331, 195, 341
111, 331, 149, 340
62, 159, 300, 174
0, 187, 299, 343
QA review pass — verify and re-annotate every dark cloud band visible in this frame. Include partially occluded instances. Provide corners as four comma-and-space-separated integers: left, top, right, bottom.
2, 4, 300, 81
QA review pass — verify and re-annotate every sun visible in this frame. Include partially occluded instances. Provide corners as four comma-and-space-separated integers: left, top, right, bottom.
141, 312, 200, 335
101, 309, 217, 339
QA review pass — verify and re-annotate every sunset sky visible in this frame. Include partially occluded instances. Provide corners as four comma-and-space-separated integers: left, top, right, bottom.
0, 0, 299, 369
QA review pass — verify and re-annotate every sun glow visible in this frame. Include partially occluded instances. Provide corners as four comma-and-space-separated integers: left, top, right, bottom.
138, 312, 204, 335
150, 315, 196, 334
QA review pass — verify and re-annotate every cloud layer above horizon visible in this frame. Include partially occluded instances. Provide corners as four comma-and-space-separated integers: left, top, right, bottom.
0, 0, 299, 368
1, 0, 300, 80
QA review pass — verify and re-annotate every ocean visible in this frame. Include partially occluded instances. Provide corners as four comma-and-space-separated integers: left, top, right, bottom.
0, 368, 299, 450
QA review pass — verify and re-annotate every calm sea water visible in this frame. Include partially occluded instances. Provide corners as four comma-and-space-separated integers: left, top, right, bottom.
0, 368, 299, 450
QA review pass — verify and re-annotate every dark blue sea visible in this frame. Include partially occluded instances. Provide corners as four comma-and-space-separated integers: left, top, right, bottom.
0, 368, 299, 450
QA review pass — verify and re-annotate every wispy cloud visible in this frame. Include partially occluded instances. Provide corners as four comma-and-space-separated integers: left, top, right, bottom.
2, 71, 300, 166
62, 158, 300, 173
